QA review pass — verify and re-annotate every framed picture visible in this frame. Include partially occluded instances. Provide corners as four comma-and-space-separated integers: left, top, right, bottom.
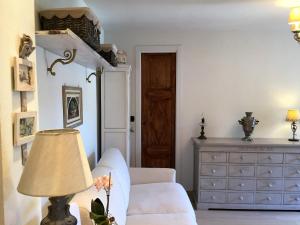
14, 111, 37, 146
14, 57, 35, 91
62, 86, 83, 128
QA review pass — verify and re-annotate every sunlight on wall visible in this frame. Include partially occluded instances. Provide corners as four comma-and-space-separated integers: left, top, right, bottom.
276, 0, 300, 7
275, 93, 300, 109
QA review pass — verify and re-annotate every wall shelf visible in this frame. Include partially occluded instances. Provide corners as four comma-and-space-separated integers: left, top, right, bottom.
35, 29, 115, 71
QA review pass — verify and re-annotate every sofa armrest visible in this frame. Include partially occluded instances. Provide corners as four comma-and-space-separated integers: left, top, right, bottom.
129, 167, 176, 185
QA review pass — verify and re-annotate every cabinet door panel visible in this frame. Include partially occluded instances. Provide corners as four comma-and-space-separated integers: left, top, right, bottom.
104, 71, 127, 129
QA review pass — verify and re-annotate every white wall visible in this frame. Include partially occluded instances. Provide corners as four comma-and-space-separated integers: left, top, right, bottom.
0, 0, 41, 225
105, 28, 300, 190
36, 48, 98, 169
36, 48, 98, 215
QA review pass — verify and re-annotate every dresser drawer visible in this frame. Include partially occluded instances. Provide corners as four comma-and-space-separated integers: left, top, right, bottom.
200, 165, 227, 177
200, 191, 226, 203
255, 193, 282, 205
229, 165, 255, 177
284, 179, 300, 192
228, 192, 254, 204
284, 166, 300, 178
258, 153, 283, 164
256, 179, 283, 191
285, 154, 300, 164
229, 153, 256, 164
284, 194, 300, 205
257, 166, 283, 178
228, 179, 255, 191
201, 152, 226, 163
200, 178, 226, 190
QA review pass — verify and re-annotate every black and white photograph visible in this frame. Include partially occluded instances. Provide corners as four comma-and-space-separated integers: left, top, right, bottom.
62, 86, 83, 128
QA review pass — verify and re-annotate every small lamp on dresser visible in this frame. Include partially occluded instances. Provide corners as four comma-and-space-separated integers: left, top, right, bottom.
17, 129, 93, 225
286, 109, 300, 142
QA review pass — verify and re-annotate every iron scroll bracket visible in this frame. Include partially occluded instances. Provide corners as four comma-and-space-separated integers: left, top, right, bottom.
86, 67, 104, 83
47, 49, 77, 76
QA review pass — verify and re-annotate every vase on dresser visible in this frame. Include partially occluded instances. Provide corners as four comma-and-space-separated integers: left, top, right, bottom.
238, 112, 259, 141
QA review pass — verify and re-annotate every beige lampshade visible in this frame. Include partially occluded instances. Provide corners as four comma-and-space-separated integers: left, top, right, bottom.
17, 129, 93, 197
286, 109, 300, 122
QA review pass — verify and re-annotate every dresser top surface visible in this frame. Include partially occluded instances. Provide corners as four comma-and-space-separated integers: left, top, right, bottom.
193, 137, 300, 148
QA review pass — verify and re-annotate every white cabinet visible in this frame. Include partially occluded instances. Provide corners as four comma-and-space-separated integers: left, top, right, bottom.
101, 65, 131, 165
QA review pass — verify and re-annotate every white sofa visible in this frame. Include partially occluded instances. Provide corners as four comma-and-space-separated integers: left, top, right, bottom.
72, 148, 197, 225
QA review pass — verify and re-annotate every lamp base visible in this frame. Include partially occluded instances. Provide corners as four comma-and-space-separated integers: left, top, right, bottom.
41, 196, 77, 225
289, 138, 299, 142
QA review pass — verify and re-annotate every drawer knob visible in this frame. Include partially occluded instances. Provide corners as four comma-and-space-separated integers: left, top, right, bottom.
239, 183, 245, 187
268, 183, 273, 188
212, 183, 216, 187
297, 170, 300, 174
267, 197, 272, 201
268, 156, 273, 160
295, 197, 300, 201
296, 184, 300, 188
240, 156, 244, 160
239, 196, 244, 201
240, 169, 245, 174
212, 169, 216, 174
211, 196, 216, 200
212, 155, 217, 160
268, 170, 273, 174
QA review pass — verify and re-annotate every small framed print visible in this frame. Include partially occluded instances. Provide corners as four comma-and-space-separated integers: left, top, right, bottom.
14, 57, 35, 91
14, 111, 37, 146
62, 86, 83, 128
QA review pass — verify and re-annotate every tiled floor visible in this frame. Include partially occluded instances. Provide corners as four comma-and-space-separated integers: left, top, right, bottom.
196, 210, 300, 225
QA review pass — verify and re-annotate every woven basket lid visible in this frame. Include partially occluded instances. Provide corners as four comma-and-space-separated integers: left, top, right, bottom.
39, 7, 101, 29
100, 44, 118, 54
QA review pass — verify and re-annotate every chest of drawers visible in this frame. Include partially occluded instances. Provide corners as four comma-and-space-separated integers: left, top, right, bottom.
193, 138, 300, 210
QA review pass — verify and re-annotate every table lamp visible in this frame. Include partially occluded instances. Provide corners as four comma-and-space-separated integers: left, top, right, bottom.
286, 109, 300, 142
18, 129, 93, 225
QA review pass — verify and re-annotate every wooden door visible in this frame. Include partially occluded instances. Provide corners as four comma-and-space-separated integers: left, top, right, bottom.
141, 53, 176, 168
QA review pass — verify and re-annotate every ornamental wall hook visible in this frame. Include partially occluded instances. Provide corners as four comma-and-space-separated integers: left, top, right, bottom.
47, 49, 77, 76
19, 34, 35, 59
86, 67, 104, 83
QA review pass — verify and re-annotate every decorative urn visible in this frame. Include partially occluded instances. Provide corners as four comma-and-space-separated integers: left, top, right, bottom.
238, 112, 259, 141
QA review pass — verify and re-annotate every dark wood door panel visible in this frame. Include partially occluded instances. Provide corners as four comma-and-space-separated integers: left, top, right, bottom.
141, 53, 176, 168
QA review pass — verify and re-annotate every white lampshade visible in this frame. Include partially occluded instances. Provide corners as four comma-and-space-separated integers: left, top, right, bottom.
18, 129, 93, 197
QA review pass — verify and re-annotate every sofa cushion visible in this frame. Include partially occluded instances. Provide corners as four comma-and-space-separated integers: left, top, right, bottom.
126, 213, 198, 225
98, 148, 131, 208
71, 166, 127, 225
127, 183, 195, 219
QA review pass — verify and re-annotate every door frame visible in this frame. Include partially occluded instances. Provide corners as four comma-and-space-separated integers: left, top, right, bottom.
135, 45, 182, 176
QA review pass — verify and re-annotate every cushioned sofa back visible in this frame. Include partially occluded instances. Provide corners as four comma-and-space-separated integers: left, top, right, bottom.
98, 148, 131, 209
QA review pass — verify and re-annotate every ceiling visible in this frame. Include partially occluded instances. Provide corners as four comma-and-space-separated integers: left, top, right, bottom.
83, 0, 295, 31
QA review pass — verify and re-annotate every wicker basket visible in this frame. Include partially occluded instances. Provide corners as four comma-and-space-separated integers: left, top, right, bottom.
98, 44, 118, 67
39, 8, 101, 51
